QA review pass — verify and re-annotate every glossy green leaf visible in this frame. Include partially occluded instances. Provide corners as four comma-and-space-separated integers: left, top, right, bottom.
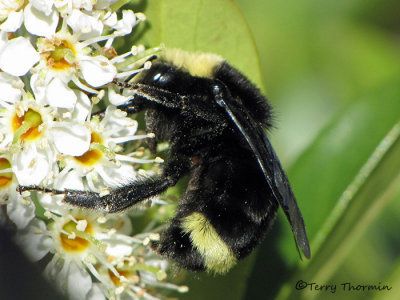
126, 0, 262, 88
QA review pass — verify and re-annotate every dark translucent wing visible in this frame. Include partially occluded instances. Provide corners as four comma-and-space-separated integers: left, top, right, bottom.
217, 97, 311, 259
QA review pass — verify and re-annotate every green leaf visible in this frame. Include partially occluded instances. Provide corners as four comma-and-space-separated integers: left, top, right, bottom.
287, 78, 400, 253
126, 0, 263, 88
273, 78, 400, 299
293, 124, 400, 299
244, 75, 400, 299
374, 258, 400, 300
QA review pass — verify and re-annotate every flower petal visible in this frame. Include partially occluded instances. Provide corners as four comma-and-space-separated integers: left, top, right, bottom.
97, 163, 136, 187
80, 56, 116, 87
67, 10, 104, 40
30, 0, 55, 16
0, 31, 7, 49
105, 240, 133, 256
71, 90, 91, 121
114, 10, 137, 35
0, 73, 23, 103
14, 219, 53, 261
30, 73, 47, 105
103, 12, 117, 27
50, 122, 91, 156
87, 284, 106, 300
108, 85, 131, 106
0, 11, 23, 32
12, 146, 53, 185
103, 107, 138, 138
24, 4, 58, 37
67, 261, 92, 300
7, 194, 35, 229
46, 77, 77, 109
0, 37, 40, 76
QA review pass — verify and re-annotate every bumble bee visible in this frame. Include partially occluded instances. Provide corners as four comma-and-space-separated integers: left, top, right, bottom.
19, 49, 310, 274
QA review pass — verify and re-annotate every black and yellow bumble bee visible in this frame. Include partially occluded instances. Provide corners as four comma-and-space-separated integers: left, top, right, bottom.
19, 49, 310, 274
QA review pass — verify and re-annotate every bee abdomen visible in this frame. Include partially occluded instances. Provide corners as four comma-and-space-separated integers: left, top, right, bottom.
180, 212, 238, 274
153, 212, 238, 274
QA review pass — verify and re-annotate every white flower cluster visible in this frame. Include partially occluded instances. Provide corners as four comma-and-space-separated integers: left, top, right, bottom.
0, 1, 186, 299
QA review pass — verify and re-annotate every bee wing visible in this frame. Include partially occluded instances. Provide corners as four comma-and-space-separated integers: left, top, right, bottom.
217, 98, 311, 259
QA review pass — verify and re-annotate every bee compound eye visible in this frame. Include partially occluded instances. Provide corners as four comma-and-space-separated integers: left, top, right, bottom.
153, 72, 162, 82
152, 71, 175, 87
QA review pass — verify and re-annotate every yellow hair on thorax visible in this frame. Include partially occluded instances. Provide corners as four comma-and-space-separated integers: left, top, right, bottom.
162, 48, 224, 78
181, 212, 237, 274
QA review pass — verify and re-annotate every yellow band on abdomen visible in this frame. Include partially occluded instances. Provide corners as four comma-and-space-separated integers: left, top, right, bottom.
181, 212, 237, 274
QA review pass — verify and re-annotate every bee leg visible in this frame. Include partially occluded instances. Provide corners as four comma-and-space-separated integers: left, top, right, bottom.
17, 176, 176, 213
118, 83, 186, 110
17, 157, 190, 213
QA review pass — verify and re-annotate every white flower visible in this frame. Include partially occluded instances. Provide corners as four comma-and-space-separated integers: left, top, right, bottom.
24, 3, 59, 37
0, 37, 40, 76
111, 10, 137, 36
32, 28, 117, 102
0, 154, 35, 230
43, 252, 95, 300
14, 218, 53, 260
80, 55, 116, 87
107, 87, 129, 106
6, 193, 36, 229
50, 122, 91, 156
87, 283, 106, 300
30, 0, 55, 16
95, 0, 118, 10
0, 1, 181, 299
48, 77, 79, 109
0, 10, 23, 32
57, 106, 149, 189
38, 169, 84, 214
0, 0, 24, 32
37, 208, 138, 299
0, 98, 59, 187
71, 89, 92, 121
0, 72, 24, 103
66, 9, 104, 40
0, 97, 55, 150
0, 155, 14, 200
55, 0, 94, 13
12, 144, 57, 185
0, 1, 58, 34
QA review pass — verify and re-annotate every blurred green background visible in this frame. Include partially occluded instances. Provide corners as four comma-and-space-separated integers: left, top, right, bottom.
235, 1, 400, 299
126, 0, 400, 299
